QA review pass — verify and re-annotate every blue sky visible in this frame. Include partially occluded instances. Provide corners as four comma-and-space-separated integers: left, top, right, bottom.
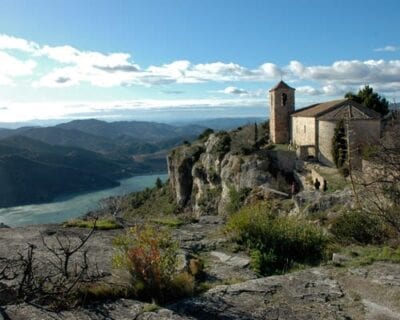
0, 0, 399, 123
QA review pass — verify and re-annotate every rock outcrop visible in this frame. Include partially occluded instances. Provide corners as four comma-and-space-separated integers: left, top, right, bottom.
172, 268, 348, 320
293, 188, 353, 216
167, 132, 281, 216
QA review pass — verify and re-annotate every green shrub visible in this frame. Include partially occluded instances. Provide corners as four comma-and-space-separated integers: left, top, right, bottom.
330, 209, 388, 245
239, 146, 254, 155
226, 202, 329, 275
124, 185, 179, 219
169, 272, 195, 299
155, 177, 163, 189
193, 165, 206, 179
197, 187, 222, 214
197, 128, 214, 141
212, 132, 231, 155
207, 168, 220, 184
226, 186, 251, 214
338, 166, 350, 177
113, 225, 194, 304
130, 187, 153, 209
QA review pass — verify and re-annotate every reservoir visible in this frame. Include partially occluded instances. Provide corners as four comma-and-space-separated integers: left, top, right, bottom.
0, 173, 168, 227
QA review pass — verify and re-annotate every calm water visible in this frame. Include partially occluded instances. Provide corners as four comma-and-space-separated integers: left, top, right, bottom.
0, 173, 168, 227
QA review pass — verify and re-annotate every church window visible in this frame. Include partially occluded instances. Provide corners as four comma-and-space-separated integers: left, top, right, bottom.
281, 93, 287, 106
304, 125, 306, 133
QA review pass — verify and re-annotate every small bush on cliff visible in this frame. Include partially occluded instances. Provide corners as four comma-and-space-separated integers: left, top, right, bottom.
123, 184, 178, 219
197, 128, 214, 141
197, 187, 222, 215
212, 131, 231, 156
226, 186, 251, 214
330, 209, 389, 245
113, 225, 194, 304
155, 177, 163, 189
226, 202, 329, 275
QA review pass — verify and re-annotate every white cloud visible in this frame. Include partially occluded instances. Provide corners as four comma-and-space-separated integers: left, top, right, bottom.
287, 60, 371, 81
192, 62, 250, 81
146, 60, 192, 84
259, 63, 282, 78
286, 59, 400, 92
145, 61, 280, 84
221, 86, 249, 95
0, 51, 37, 85
322, 84, 343, 95
374, 45, 399, 52
0, 34, 39, 52
1, 33, 400, 101
33, 44, 142, 87
38, 45, 81, 64
33, 54, 282, 88
296, 86, 321, 96
38, 44, 139, 70
295, 84, 352, 97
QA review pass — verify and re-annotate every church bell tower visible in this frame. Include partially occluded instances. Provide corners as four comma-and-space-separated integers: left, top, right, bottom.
269, 80, 295, 144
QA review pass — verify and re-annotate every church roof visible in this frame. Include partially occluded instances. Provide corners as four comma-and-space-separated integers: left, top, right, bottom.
291, 99, 381, 119
269, 80, 295, 92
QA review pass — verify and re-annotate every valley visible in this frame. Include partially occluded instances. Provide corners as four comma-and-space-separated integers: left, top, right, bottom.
0, 117, 260, 208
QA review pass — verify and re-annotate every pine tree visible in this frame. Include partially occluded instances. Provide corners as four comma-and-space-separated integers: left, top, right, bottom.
254, 122, 258, 145
155, 177, 163, 189
345, 85, 389, 116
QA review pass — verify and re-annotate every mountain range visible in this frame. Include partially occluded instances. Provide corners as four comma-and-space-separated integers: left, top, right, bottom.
0, 117, 264, 207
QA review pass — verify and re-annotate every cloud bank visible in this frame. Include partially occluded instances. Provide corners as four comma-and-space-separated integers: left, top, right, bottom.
0, 34, 399, 123
0, 33, 398, 96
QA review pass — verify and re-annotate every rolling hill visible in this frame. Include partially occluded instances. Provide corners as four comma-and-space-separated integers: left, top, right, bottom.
0, 119, 206, 207
0, 136, 128, 207
56, 119, 205, 142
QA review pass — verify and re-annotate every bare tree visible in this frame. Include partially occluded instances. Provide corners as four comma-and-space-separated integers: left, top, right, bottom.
0, 221, 105, 309
355, 120, 400, 234
98, 196, 123, 217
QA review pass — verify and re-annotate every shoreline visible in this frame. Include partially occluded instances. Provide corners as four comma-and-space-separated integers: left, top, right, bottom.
0, 173, 168, 228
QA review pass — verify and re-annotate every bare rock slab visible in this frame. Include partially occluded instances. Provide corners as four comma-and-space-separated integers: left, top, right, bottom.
210, 251, 250, 268
172, 267, 350, 320
4, 299, 194, 320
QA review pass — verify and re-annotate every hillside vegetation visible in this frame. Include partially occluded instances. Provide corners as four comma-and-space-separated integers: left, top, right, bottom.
0, 119, 206, 207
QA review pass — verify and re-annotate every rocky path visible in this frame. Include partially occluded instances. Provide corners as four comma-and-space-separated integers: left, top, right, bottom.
172, 215, 257, 284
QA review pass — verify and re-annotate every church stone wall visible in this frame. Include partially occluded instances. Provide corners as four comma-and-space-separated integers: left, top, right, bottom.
291, 116, 316, 146
318, 120, 337, 166
317, 119, 381, 167
351, 119, 381, 146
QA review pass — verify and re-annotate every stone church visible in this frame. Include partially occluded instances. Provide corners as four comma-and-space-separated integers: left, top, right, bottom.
269, 81, 381, 167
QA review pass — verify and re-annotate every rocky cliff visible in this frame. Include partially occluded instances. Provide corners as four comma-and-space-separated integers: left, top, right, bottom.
167, 127, 295, 216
